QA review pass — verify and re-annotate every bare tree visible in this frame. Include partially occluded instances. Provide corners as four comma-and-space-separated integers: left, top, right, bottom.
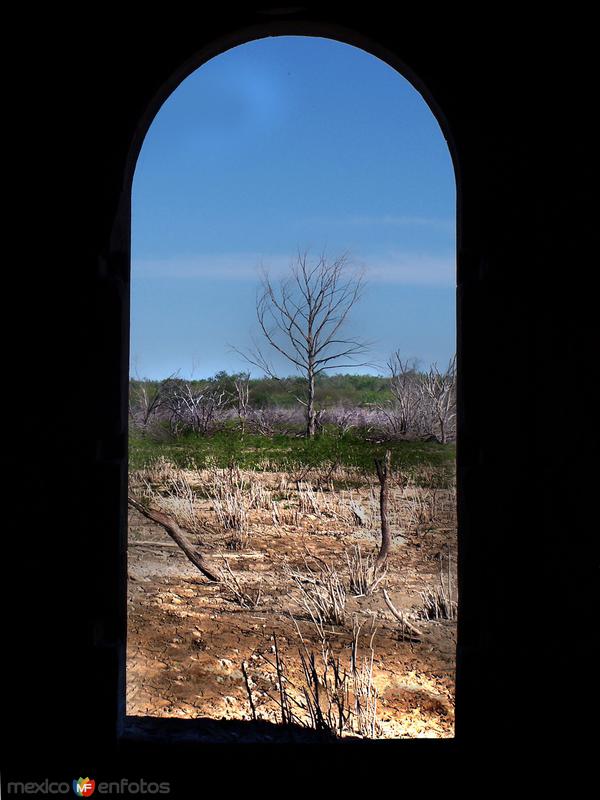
233, 371, 250, 434
383, 352, 423, 437
129, 372, 177, 434
248, 405, 303, 437
237, 251, 370, 438
321, 405, 359, 436
162, 378, 231, 435
421, 356, 456, 444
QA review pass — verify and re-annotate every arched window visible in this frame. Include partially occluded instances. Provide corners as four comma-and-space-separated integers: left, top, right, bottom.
123, 28, 459, 743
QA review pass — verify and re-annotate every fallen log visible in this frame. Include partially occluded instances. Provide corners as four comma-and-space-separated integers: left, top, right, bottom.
128, 496, 221, 582
382, 588, 423, 638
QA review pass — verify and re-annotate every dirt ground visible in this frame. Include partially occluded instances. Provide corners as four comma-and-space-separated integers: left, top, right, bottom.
127, 466, 457, 739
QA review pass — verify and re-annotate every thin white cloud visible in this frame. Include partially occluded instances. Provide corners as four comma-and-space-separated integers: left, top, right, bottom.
356, 252, 455, 286
132, 253, 288, 280
294, 214, 455, 231
132, 250, 455, 286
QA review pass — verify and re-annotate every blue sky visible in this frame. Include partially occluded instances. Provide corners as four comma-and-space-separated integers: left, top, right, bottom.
131, 36, 456, 380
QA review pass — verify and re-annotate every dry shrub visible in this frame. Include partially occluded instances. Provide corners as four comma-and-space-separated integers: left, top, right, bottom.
349, 616, 381, 738
297, 482, 321, 515
419, 556, 457, 620
134, 456, 182, 487
285, 554, 347, 627
345, 545, 386, 597
420, 586, 457, 620
270, 500, 299, 527
219, 559, 262, 609
133, 469, 206, 536
403, 485, 436, 532
296, 642, 352, 736
295, 481, 351, 523
248, 481, 273, 510
207, 464, 249, 547
245, 616, 380, 738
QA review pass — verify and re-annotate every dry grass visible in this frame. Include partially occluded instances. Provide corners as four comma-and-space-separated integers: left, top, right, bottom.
132, 469, 208, 537
349, 616, 381, 738
402, 486, 436, 532
243, 615, 380, 738
345, 545, 387, 596
219, 559, 263, 609
207, 465, 249, 548
270, 500, 300, 527
131, 456, 182, 487
130, 458, 456, 547
297, 482, 321, 515
419, 555, 457, 620
294, 481, 351, 523
248, 481, 273, 510
285, 554, 347, 627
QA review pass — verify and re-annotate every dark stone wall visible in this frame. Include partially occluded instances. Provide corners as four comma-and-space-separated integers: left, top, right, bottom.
4, 4, 595, 785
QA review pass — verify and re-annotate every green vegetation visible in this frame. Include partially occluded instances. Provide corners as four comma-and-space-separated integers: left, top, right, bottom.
130, 371, 394, 409
129, 428, 455, 485
129, 371, 456, 487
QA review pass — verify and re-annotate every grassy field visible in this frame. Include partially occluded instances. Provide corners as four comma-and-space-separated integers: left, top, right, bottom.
129, 428, 455, 485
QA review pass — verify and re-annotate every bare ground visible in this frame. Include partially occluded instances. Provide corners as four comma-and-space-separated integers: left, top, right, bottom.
127, 467, 456, 739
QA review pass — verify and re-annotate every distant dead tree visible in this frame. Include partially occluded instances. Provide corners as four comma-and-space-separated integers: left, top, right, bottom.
321, 405, 359, 436
163, 378, 231, 435
233, 371, 250, 434
129, 372, 177, 433
421, 356, 456, 444
382, 352, 422, 436
236, 251, 370, 438
248, 406, 303, 437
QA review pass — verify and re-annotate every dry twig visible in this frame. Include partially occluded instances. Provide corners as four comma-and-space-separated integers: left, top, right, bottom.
382, 588, 423, 640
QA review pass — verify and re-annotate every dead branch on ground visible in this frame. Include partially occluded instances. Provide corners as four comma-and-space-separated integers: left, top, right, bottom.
382, 588, 423, 640
128, 495, 221, 582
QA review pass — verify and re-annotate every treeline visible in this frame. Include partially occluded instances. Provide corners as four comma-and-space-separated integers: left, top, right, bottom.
130, 359, 456, 443
131, 372, 393, 410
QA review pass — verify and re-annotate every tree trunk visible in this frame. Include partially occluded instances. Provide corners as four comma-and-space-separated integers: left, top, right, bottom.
306, 369, 316, 438
128, 496, 221, 582
374, 450, 392, 571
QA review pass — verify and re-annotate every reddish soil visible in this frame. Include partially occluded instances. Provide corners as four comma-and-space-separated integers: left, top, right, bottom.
127, 470, 456, 739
